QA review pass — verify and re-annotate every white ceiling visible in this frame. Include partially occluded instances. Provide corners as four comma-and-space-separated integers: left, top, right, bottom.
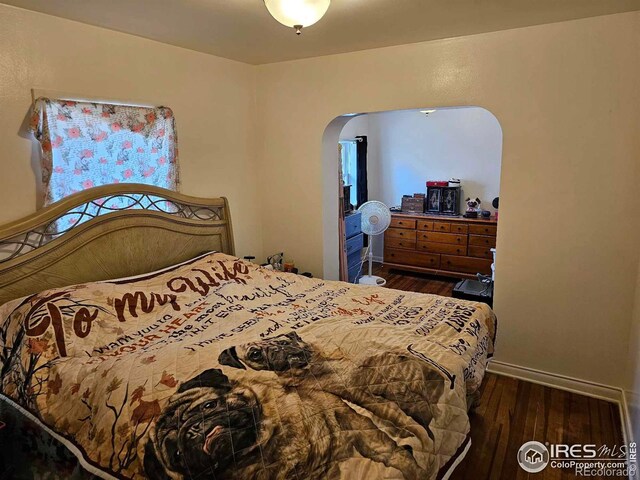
3, 0, 639, 64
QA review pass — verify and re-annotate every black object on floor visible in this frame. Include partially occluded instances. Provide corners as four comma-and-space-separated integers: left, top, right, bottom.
452, 279, 494, 307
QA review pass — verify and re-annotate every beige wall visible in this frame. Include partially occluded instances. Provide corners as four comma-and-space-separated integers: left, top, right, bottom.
0, 4, 261, 259
626, 262, 640, 442
256, 12, 640, 386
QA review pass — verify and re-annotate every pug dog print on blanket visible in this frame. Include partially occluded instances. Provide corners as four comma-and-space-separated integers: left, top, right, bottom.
144, 365, 425, 480
218, 332, 447, 475
143, 368, 264, 480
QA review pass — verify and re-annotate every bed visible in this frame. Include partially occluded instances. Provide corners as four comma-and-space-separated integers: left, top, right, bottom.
0, 184, 496, 480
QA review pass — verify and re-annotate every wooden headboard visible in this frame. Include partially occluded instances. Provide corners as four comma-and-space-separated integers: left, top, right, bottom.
0, 184, 234, 305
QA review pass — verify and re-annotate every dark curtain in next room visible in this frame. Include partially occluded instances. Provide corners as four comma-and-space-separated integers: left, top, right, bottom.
356, 136, 368, 207
355, 135, 369, 248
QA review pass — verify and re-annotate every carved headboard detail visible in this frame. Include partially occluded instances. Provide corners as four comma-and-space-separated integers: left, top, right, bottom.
0, 184, 235, 305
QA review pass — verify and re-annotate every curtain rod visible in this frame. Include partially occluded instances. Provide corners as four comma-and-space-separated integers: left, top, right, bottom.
31, 88, 161, 109
340, 138, 363, 143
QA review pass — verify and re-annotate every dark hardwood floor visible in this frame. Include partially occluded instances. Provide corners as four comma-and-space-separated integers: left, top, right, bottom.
451, 374, 624, 480
372, 262, 458, 296
374, 262, 625, 480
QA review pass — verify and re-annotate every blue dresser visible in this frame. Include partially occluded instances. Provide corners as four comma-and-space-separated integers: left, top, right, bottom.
345, 212, 363, 283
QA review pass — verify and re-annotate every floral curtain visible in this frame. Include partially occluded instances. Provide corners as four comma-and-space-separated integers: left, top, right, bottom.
30, 98, 179, 208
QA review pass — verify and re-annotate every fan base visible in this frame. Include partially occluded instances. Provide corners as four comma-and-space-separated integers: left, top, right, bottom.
358, 275, 387, 287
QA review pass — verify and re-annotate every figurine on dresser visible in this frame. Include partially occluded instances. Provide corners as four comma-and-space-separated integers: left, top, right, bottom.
463, 197, 481, 218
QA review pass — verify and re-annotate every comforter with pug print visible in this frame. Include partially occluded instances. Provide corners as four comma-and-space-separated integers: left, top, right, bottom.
0, 251, 496, 480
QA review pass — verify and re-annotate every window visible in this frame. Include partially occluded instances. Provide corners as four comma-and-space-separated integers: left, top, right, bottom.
339, 140, 358, 206
31, 98, 179, 208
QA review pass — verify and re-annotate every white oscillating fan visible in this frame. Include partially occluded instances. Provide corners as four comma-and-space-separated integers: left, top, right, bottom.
357, 201, 391, 286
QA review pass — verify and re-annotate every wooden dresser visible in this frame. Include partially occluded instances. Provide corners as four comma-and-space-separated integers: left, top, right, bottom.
384, 213, 497, 279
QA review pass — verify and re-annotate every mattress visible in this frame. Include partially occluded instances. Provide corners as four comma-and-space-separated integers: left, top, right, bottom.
0, 251, 496, 479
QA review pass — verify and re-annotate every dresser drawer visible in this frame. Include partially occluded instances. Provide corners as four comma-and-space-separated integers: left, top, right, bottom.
347, 251, 362, 271
346, 233, 364, 257
449, 223, 469, 234
385, 237, 416, 250
417, 241, 467, 256
441, 255, 492, 275
385, 248, 440, 269
468, 245, 493, 259
390, 217, 416, 229
417, 220, 434, 231
348, 262, 362, 284
418, 231, 466, 245
432, 221, 451, 232
386, 228, 417, 241
469, 235, 496, 248
344, 212, 362, 239
469, 224, 497, 236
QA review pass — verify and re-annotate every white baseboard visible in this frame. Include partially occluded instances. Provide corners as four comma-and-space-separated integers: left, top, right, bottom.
487, 360, 632, 444
621, 390, 635, 445
372, 255, 383, 263
488, 360, 622, 402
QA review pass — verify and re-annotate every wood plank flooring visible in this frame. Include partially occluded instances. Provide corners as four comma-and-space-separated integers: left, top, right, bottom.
374, 262, 625, 480
450, 374, 624, 480
372, 262, 458, 296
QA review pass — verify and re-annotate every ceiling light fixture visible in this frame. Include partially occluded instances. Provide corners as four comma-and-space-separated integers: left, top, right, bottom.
420, 109, 437, 115
264, 0, 331, 35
